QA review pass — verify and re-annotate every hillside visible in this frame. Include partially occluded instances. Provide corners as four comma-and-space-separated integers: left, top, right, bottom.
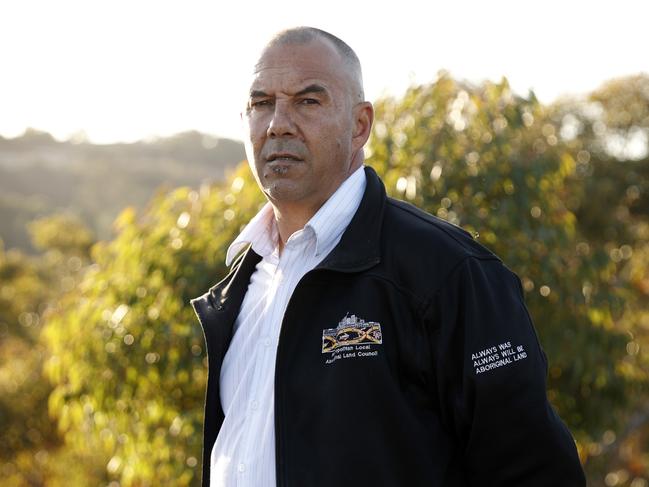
0, 129, 245, 250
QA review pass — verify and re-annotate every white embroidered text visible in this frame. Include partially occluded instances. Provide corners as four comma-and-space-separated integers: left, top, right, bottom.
471, 341, 527, 374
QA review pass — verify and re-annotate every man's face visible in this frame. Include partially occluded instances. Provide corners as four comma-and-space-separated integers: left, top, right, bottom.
242, 38, 365, 211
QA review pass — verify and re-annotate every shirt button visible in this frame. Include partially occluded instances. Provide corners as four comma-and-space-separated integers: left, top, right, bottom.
237, 462, 245, 473
251, 400, 258, 410
263, 338, 271, 348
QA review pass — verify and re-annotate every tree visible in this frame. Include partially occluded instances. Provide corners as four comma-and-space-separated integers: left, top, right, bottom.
0, 215, 101, 486
43, 166, 264, 486
547, 75, 649, 486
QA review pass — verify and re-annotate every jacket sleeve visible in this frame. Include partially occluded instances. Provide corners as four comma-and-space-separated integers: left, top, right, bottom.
426, 256, 586, 487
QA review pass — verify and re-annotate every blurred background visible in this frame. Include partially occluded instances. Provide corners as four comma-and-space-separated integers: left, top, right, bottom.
1, 0, 648, 485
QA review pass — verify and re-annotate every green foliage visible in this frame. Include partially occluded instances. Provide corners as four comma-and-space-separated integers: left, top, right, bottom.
0, 216, 100, 485
590, 75, 649, 134
548, 75, 649, 484
43, 166, 264, 486
28, 213, 95, 256
0, 243, 55, 463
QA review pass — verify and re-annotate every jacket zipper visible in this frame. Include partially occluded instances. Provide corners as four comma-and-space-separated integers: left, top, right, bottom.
273, 258, 379, 486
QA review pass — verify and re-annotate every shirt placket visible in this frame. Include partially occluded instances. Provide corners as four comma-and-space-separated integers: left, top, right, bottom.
236, 250, 283, 486
235, 230, 313, 486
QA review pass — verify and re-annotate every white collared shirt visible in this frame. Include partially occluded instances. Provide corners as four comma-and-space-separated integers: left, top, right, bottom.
211, 165, 367, 487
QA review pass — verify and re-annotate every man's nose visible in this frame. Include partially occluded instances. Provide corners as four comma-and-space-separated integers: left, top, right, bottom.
267, 101, 296, 137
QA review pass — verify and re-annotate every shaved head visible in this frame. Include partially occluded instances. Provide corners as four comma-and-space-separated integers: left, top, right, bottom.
259, 27, 365, 102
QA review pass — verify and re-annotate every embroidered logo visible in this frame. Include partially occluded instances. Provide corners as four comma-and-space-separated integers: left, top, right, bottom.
322, 314, 382, 365
322, 314, 382, 352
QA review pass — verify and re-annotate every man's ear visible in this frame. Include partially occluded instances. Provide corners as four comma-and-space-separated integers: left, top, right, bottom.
352, 101, 374, 151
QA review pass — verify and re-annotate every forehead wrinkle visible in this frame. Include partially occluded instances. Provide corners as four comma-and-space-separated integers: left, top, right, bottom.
295, 84, 327, 96
248, 84, 331, 102
250, 70, 336, 96
248, 41, 361, 107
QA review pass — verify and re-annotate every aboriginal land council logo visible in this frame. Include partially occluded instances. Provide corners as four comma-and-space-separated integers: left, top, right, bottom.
322, 314, 383, 353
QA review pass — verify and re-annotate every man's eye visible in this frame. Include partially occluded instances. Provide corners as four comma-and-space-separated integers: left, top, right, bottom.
300, 98, 319, 105
251, 100, 272, 108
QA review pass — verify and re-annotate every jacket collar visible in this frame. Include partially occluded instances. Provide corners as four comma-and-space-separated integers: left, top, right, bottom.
225, 165, 367, 266
209, 165, 385, 305
312, 164, 385, 272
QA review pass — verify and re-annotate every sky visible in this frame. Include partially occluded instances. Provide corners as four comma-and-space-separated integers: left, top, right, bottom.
1, 0, 647, 144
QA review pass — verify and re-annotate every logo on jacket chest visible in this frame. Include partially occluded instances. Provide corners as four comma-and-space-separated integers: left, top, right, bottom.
322, 313, 383, 365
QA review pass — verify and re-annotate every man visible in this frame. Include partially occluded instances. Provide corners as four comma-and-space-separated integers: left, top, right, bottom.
191, 27, 586, 487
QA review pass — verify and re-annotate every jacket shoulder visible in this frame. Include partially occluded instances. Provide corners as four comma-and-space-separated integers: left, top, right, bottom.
379, 197, 501, 298
385, 197, 497, 260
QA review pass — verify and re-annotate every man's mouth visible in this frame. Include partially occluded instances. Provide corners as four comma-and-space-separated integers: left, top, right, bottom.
266, 153, 304, 163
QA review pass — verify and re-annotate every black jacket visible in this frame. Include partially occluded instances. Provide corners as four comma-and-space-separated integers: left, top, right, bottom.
191, 166, 586, 487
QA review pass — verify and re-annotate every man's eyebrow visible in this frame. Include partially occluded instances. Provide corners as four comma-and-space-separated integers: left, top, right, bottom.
295, 84, 327, 97
249, 90, 269, 98
248, 84, 328, 99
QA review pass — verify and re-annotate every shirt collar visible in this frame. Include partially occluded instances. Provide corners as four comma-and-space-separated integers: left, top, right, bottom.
225, 165, 366, 265
225, 202, 276, 266
305, 164, 366, 257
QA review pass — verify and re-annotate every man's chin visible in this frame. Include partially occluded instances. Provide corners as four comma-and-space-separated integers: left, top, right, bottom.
263, 181, 307, 204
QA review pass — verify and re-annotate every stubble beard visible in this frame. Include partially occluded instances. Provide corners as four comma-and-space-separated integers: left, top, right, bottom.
258, 159, 309, 203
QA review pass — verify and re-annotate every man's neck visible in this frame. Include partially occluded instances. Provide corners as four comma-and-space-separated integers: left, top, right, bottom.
270, 200, 323, 254
268, 161, 364, 254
